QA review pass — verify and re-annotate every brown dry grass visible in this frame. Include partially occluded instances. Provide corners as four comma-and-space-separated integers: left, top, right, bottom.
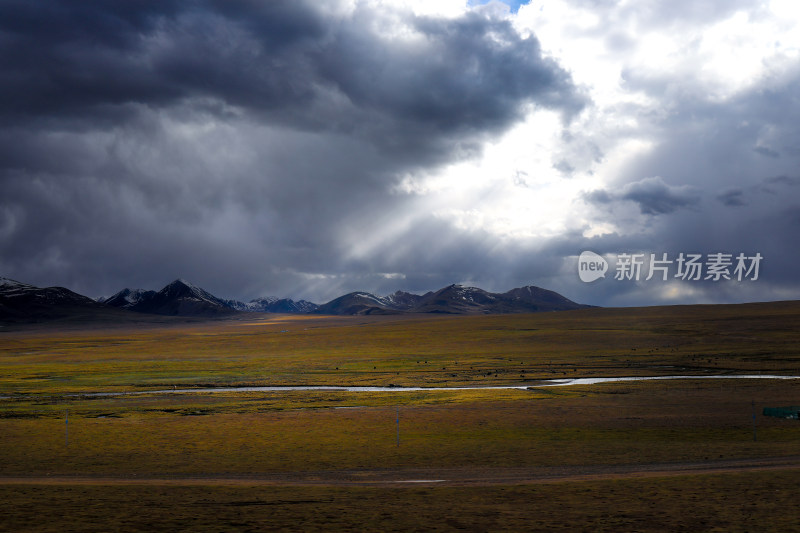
2, 470, 799, 532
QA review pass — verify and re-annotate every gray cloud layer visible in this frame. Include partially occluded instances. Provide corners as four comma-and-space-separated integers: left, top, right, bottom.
0, 0, 584, 300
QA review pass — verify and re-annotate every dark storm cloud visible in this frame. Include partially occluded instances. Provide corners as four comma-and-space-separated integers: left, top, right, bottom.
584, 176, 700, 215
715, 176, 799, 207
619, 177, 700, 215
0, 0, 184, 123
716, 189, 746, 207
317, 10, 583, 134
0, 0, 584, 300
760, 175, 800, 193
582, 189, 613, 205
0, 0, 582, 137
753, 146, 780, 159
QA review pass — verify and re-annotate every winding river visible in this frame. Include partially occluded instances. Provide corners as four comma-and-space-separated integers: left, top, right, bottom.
68, 374, 800, 397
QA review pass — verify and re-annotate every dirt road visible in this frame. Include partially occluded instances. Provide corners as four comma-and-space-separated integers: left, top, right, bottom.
2, 455, 798, 487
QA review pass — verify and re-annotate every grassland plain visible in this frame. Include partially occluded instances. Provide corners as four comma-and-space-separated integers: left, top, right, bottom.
1, 301, 799, 531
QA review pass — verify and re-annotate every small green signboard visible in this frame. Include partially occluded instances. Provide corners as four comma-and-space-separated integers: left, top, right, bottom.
762, 406, 800, 420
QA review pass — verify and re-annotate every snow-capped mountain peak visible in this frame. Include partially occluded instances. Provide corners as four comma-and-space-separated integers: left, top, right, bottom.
102, 288, 157, 308
0, 277, 33, 290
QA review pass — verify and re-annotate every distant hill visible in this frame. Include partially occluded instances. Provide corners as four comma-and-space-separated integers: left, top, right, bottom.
0, 277, 108, 321
315, 292, 404, 315
412, 284, 500, 314
499, 285, 591, 312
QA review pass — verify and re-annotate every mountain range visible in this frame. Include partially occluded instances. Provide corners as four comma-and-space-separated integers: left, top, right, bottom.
1, 277, 591, 322
315, 284, 588, 315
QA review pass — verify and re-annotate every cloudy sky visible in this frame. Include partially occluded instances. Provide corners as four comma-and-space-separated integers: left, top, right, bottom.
1, 0, 799, 306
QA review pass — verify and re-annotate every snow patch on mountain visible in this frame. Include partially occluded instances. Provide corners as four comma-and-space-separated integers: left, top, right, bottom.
0, 277, 30, 289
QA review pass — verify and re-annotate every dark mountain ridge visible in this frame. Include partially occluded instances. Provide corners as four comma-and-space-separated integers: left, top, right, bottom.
2, 277, 591, 321
316, 284, 590, 315
225, 296, 319, 314
106, 279, 235, 317
0, 277, 108, 321
100, 288, 157, 309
